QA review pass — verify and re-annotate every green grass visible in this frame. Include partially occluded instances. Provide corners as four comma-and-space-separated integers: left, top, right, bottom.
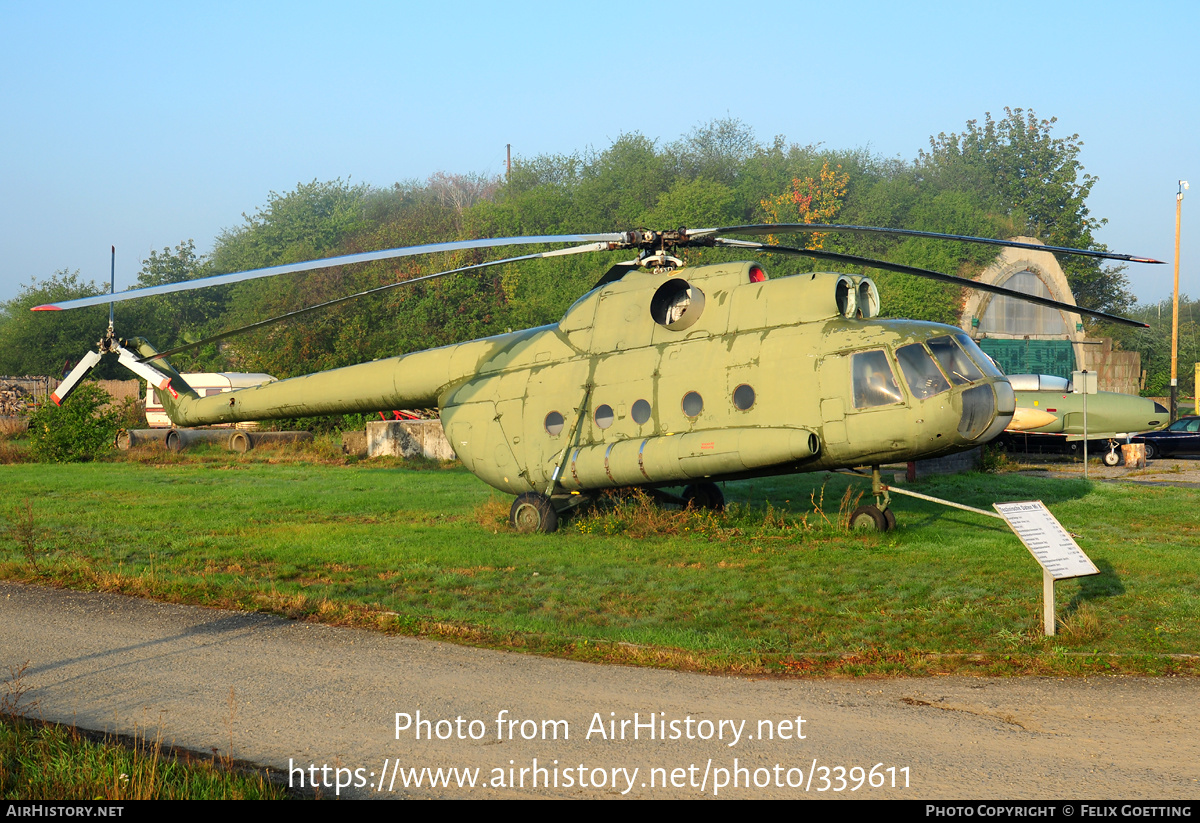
0, 659, 292, 802
2, 448, 1198, 676
0, 716, 294, 800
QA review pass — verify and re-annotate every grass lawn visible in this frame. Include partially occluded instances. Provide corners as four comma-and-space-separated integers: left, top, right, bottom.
0, 713, 293, 800
2, 446, 1197, 676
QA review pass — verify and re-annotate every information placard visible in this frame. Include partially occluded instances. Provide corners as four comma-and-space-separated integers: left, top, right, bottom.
993, 501, 1099, 580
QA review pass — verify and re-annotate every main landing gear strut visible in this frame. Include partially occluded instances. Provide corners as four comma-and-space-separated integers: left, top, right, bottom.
509, 480, 728, 534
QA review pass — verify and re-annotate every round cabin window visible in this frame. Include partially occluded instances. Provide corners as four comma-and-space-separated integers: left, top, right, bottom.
682, 391, 704, 418
544, 411, 565, 436
631, 399, 652, 425
595, 404, 615, 429
733, 384, 756, 411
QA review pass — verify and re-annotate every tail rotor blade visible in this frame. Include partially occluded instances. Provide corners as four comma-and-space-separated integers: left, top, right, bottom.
51, 350, 103, 405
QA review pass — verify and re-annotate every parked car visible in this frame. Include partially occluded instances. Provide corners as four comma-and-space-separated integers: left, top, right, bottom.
1131, 416, 1200, 459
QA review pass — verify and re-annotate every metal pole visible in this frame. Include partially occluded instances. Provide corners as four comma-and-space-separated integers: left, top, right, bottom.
1082, 375, 1088, 480
1043, 568, 1056, 636
1171, 181, 1186, 423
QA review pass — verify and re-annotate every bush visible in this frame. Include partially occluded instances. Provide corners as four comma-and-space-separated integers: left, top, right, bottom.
27, 383, 121, 462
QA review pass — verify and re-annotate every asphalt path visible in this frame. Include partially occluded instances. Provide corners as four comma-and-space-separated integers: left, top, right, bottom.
2, 581, 1197, 799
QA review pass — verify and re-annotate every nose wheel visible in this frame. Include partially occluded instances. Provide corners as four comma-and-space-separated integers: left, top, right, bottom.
848, 465, 896, 532
849, 504, 896, 532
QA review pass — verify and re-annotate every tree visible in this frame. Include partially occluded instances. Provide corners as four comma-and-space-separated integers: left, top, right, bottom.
759, 161, 850, 247
917, 108, 1129, 314
208, 180, 380, 372
125, 240, 226, 368
427, 171, 501, 231
574, 133, 672, 229
0, 271, 120, 379
1110, 295, 1199, 398
212, 179, 375, 273
640, 177, 739, 229
667, 117, 760, 187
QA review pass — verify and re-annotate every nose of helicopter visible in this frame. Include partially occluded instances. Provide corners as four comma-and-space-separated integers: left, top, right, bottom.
959, 380, 1015, 443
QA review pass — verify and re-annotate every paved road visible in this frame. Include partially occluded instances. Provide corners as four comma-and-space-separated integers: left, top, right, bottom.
2, 581, 1197, 799
1014, 456, 1200, 489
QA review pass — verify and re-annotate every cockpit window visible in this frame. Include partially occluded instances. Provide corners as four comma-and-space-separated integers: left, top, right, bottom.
928, 336, 984, 385
896, 343, 952, 399
852, 350, 903, 409
954, 334, 1004, 379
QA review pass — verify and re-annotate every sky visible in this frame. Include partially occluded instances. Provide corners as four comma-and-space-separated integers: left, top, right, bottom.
1, 0, 1197, 310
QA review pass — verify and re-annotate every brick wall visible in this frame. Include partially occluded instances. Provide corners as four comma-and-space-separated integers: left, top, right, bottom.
1081, 338, 1141, 395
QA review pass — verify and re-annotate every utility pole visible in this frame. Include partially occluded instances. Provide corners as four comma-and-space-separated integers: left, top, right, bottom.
506, 144, 511, 182
1171, 181, 1188, 422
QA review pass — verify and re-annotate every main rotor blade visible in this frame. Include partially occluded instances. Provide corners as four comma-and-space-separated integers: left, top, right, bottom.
139, 241, 616, 361
716, 238, 1150, 329
695, 224, 1164, 264
33, 233, 627, 312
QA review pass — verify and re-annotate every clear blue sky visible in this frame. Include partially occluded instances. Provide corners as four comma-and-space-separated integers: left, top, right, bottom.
2, 1, 1196, 308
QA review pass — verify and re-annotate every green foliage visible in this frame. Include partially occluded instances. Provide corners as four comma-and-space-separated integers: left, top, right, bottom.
640, 177, 739, 229
0, 271, 118, 379
917, 107, 1129, 314
667, 117, 760, 186
0, 715, 291, 800
124, 240, 226, 372
1109, 294, 1200, 397
26, 383, 120, 463
9, 112, 1135, 383
213, 178, 374, 273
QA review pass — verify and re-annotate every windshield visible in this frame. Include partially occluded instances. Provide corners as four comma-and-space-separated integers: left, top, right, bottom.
928, 336, 984, 385
954, 334, 1004, 379
896, 343, 951, 399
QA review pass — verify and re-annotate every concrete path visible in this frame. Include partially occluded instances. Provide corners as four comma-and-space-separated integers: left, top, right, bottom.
2, 581, 1196, 799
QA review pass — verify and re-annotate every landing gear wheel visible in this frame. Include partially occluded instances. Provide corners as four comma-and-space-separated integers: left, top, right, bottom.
850, 505, 888, 532
1144, 442, 1157, 460
883, 508, 897, 531
1103, 449, 1121, 467
510, 493, 559, 533
682, 481, 725, 511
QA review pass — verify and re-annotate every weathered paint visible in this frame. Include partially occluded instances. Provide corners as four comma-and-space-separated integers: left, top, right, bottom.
140, 261, 1015, 496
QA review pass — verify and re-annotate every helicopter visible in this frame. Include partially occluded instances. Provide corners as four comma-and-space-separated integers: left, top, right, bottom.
36, 224, 1158, 532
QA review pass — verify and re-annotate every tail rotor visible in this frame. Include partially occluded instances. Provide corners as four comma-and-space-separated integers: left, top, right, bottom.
50, 247, 174, 405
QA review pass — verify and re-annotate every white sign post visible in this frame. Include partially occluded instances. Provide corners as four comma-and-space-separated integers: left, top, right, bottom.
993, 501, 1100, 636
1072, 369, 1098, 479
